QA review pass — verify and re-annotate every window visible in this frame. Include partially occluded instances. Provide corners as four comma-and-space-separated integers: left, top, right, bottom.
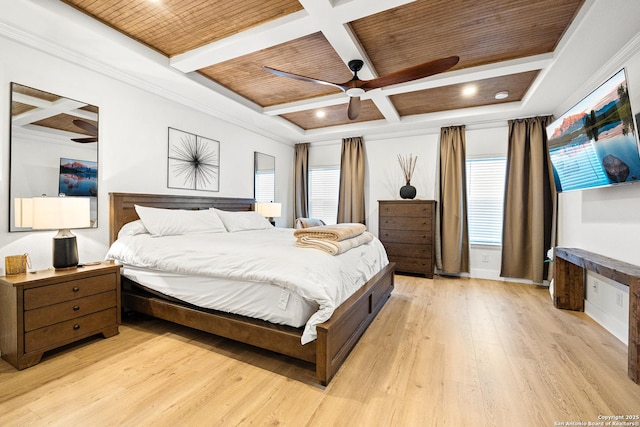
465, 157, 506, 245
309, 167, 340, 225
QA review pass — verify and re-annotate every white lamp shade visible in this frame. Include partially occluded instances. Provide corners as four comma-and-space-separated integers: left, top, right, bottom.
255, 202, 281, 218
31, 197, 91, 230
14, 198, 34, 228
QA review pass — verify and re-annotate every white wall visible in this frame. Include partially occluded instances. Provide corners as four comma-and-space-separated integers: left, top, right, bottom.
0, 35, 293, 272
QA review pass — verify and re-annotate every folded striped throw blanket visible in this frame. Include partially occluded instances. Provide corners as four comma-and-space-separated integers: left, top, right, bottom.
293, 223, 366, 242
296, 232, 374, 255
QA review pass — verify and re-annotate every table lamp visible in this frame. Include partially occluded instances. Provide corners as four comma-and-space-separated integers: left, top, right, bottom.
14, 197, 34, 228
255, 202, 281, 226
31, 196, 91, 270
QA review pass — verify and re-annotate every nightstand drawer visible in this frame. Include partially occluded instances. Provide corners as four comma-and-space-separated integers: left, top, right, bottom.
24, 273, 117, 310
25, 308, 117, 353
24, 291, 117, 332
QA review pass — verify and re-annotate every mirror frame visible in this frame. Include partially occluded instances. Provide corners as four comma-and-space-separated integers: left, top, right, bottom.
254, 152, 275, 203
9, 83, 99, 231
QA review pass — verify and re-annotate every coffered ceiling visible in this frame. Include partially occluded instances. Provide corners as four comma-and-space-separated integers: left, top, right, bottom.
56, 0, 585, 135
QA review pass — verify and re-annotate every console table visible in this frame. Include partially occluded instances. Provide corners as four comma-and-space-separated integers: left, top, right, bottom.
554, 247, 640, 384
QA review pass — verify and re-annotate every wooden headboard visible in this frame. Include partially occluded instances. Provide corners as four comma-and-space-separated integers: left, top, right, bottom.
109, 192, 255, 244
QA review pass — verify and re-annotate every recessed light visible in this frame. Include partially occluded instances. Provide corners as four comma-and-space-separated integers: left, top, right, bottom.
495, 91, 509, 100
462, 85, 477, 97
316, 110, 326, 118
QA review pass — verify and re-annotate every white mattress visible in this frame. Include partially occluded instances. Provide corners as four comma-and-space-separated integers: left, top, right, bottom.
121, 265, 318, 328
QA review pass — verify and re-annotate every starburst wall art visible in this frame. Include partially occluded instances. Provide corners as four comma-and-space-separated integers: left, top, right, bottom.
167, 128, 220, 192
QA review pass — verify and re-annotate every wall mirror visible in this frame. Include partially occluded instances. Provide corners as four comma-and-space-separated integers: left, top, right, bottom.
9, 83, 99, 231
254, 152, 275, 203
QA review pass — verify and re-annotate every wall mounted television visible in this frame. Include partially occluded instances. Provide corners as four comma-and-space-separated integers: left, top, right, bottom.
546, 69, 640, 192
58, 157, 98, 197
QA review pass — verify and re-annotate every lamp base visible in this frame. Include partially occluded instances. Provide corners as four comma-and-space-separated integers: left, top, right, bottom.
53, 229, 79, 270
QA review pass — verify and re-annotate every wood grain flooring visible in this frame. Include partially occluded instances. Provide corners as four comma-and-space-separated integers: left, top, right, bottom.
1, 275, 639, 426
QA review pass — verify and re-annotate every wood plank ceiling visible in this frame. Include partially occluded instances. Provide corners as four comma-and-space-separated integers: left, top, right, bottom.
59, 0, 585, 132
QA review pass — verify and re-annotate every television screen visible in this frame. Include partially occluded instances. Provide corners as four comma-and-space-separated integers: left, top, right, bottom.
546, 69, 640, 192
58, 158, 98, 197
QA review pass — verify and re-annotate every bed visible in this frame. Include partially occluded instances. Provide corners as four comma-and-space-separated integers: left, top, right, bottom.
108, 192, 395, 385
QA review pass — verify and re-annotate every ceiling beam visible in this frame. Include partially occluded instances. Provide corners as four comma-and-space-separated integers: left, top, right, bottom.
12, 97, 89, 127
170, 0, 414, 73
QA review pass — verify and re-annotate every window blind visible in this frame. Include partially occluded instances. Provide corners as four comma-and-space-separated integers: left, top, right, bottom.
309, 167, 340, 225
255, 171, 274, 203
466, 157, 506, 245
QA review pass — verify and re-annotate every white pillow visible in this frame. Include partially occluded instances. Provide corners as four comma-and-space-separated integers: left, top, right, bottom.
135, 205, 227, 236
213, 208, 273, 232
117, 219, 149, 238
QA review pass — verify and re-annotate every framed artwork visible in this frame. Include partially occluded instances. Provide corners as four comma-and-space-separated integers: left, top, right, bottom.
167, 127, 220, 192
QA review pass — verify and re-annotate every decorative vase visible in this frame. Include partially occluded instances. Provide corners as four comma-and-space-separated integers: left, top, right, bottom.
399, 182, 416, 199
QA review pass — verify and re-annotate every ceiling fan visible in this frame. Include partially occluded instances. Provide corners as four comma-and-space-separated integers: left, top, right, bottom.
264, 55, 460, 120
71, 119, 97, 143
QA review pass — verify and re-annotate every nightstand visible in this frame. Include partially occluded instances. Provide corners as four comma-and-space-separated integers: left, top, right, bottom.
0, 262, 121, 370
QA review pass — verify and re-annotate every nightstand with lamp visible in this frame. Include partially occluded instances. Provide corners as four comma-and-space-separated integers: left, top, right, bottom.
1, 195, 121, 370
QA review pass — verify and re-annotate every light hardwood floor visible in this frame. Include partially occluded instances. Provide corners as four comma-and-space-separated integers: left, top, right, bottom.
1, 275, 639, 426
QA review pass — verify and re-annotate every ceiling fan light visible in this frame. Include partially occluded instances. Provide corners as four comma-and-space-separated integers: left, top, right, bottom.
495, 91, 509, 100
346, 88, 365, 97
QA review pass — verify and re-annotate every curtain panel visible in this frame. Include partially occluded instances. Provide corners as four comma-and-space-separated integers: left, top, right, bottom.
337, 136, 366, 224
501, 116, 555, 283
294, 143, 310, 221
438, 125, 470, 274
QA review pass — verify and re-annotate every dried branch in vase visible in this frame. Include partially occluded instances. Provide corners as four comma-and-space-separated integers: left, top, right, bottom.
397, 154, 417, 184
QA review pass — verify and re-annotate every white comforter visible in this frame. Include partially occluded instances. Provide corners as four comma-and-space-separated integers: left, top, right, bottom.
106, 228, 388, 344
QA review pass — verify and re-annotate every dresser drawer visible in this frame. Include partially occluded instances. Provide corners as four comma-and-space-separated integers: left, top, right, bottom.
24, 308, 117, 353
379, 229, 432, 244
24, 273, 117, 310
379, 216, 432, 231
24, 291, 117, 332
382, 242, 432, 258
379, 202, 433, 218
392, 257, 433, 276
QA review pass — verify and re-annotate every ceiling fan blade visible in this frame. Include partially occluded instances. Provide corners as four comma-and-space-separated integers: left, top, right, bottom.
72, 119, 98, 135
361, 55, 460, 90
347, 96, 361, 120
71, 137, 97, 143
263, 66, 347, 91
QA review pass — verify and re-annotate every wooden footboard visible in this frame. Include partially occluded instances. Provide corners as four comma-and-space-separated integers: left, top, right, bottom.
110, 192, 395, 385
316, 262, 395, 385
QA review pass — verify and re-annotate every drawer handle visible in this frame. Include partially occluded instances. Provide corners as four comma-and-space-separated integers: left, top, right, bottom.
73, 324, 80, 331
73, 305, 80, 311
72, 286, 80, 292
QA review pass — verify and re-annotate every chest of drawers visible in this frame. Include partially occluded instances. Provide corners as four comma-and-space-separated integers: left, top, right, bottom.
378, 200, 436, 278
0, 262, 121, 369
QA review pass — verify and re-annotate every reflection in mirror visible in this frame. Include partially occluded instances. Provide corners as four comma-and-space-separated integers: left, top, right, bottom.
254, 152, 275, 203
9, 83, 99, 231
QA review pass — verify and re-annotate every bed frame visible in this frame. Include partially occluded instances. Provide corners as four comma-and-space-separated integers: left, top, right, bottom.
109, 192, 395, 385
